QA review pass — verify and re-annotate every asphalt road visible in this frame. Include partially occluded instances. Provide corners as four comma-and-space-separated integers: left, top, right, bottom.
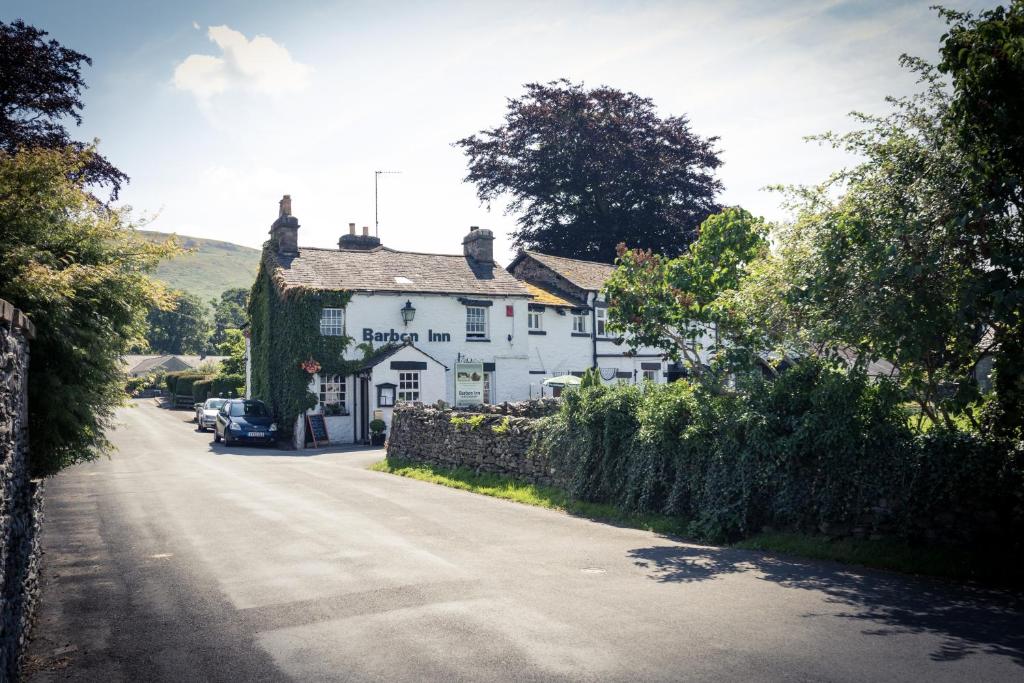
24, 400, 1024, 682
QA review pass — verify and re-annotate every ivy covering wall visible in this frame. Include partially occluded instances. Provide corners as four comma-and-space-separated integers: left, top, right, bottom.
248, 259, 354, 437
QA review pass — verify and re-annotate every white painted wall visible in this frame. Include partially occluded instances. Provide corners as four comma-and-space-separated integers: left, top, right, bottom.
367, 344, 448, 432
343, 292, 532, 404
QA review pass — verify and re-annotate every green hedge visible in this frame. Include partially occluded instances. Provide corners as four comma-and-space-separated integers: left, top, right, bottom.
212, 373, 244, 398
537, 360, 1023, 553
192, 378, 213, 402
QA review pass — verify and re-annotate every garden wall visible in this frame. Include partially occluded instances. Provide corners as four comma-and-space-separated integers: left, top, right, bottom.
386, 401, 563, 486
0, 299, 43, 679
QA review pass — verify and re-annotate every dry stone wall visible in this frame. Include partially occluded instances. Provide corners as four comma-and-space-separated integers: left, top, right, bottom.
386, 401, 568, 487
0, 299, 42, 679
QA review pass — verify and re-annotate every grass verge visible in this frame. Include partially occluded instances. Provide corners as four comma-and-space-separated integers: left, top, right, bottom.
371, 458, 1021, 585
369, 459, 689, 536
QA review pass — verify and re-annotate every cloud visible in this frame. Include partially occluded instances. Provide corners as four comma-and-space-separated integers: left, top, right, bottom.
173, 25, 311, 101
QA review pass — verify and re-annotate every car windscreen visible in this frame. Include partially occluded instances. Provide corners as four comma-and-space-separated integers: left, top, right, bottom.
229, 401, 269, 418
205, 399, 226, 410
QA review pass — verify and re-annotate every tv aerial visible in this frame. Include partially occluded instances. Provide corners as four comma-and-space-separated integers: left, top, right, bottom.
374, 170, 402, 237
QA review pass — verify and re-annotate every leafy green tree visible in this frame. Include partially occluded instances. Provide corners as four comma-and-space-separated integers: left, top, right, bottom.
936, 2, 1024, 434
0, 147, 176, 475
456, 79, 722, 262
145, 291, 211, 355
604, 208, 768, 376
216, 328, 246, 376
0, 20, 127, 198
209, 287, 248, 346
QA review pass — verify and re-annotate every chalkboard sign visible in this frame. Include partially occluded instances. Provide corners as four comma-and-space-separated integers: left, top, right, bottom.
306, 414, 329, 447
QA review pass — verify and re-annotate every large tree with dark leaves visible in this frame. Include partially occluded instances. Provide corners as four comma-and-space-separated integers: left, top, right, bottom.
0, 19, 127, 198
456, 80, 722, 262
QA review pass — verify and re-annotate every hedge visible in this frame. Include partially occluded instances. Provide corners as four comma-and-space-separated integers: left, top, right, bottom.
536, 360, 1023, 553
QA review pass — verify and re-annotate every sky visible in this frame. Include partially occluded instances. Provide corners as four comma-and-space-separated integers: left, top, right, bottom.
4, 0, 995, 264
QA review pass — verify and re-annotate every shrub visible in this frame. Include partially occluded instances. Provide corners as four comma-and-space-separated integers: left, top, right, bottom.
212, 373, 244, 398
536, 358, 1023, 552
192, 378, 213, 403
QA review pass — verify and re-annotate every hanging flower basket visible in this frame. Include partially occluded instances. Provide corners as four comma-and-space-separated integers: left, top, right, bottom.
300, 358, 321, 375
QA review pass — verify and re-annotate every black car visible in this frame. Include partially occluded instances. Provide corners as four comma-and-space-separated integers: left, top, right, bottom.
214, 399, 278, 446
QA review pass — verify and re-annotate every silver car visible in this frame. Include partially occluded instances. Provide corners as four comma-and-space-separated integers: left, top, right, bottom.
196, 398, 228, 431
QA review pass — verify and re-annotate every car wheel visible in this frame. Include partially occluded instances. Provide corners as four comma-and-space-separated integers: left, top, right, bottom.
224, 432, 232, 446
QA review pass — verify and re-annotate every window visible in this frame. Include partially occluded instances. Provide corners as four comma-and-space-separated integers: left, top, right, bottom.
466, 306, 488, 339
642, 369, 657, 382
528, 311, 542, 330
320, 308, 344, 336
319, 374, 347, 414
596, 308, 607, 337
377, 384, 396, 407
572, 312, 588, 334
398, 371, 420, 401
483, 372, 495, 404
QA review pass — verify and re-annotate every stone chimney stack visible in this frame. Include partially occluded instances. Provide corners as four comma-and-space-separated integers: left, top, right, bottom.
463, 226, 494, 264
270, 194, 299, 256
338, 221, 382, 250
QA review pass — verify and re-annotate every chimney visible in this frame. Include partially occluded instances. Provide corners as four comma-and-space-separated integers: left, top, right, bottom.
463, 226, 494, 264
270, 194, 299, 256
339, 221, 382, 250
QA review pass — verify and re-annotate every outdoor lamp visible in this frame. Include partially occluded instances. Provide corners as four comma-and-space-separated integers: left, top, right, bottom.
400, 300, 416, 326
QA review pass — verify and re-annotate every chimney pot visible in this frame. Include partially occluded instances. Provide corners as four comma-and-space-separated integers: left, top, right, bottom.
349, 222, 356, 235
279, 194, 292, 217
463, 226, 494, 264
362, 225, 369, 236
270, 194, 299, 256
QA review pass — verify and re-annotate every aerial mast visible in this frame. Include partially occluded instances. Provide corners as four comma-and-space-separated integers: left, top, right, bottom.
374, 170, 402, 238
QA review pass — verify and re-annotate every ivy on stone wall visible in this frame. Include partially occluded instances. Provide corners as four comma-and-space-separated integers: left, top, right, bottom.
248, 259, 356, 437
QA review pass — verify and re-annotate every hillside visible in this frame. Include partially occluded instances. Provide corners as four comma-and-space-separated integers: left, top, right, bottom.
140, 231, 262, 303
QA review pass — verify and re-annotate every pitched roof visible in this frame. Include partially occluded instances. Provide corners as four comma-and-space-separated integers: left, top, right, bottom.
523, 282, 575, 308
267, 247, 530, 298
517, 251, 616, 291
359, 342, 448, 371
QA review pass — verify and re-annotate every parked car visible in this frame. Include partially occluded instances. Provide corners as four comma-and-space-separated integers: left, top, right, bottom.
195, 398, 228, 431
214, 399, 277, 446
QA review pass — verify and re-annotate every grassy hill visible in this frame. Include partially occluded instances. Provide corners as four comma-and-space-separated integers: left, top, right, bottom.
140, 231, 262, 304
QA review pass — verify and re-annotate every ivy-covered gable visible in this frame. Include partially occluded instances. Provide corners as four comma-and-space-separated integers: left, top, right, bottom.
248, 254, 354, 437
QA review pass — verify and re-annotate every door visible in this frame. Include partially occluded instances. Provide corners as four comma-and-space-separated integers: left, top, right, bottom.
359, 377, 370, 443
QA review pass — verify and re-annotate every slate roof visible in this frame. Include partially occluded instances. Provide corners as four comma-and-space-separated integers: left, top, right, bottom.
267, 247, 530, 297
122, 355, 228, 376
516, 251, 616, 292
523, 282, 574, 308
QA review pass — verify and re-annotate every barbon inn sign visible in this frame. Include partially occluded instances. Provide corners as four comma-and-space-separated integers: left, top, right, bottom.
362, 328, 452, 343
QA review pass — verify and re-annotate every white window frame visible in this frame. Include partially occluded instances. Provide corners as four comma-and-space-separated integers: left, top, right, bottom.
320, 308, 345, 336
528, 310, 542, 331
596, 308, 607, 337
572, 312, 588, 334
642, 369, 657, 382
398, 371, 420, 402
466, 306, 488, 339
319, 373, 347, 412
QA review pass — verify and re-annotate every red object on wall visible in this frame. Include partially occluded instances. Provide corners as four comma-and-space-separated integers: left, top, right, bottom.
506, 305, 514, 317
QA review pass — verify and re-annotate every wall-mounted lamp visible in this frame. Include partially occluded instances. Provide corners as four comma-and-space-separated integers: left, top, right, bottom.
400, 300, 416, 326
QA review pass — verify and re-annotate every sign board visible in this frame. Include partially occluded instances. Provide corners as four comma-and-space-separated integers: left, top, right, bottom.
305, 413, 329, 448
455, 362, 484, 407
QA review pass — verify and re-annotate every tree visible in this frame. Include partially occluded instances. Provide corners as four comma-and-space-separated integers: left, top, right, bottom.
936, 2, 1024, 435
210, 287, 248, 346
0, 146, 176, 475
0, 19, 127, 198
145, 291, 212, 355
216, 328, 246, 377
604, 208, 768, 375
455, 80, 722, 262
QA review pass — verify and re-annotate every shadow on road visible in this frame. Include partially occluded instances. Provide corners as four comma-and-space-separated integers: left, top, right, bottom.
628, 543, 1024, 667
204, 442, 381, 458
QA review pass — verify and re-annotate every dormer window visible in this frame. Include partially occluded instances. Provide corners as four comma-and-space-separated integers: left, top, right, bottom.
320, 308, 344, 336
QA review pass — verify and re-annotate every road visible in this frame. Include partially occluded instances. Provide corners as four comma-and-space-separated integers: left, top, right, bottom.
24, 400, 1024, 681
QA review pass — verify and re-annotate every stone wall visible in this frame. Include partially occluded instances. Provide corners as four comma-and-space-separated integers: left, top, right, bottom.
0, 299, 43, 679
386, 401, 567, 487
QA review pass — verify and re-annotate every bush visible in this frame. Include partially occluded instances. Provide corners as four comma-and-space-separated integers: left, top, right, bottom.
539, 359, 1023, 553
212, 373, 244, 398
192, 378, 213, 403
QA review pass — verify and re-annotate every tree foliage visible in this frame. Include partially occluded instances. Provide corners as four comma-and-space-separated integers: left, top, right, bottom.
456, 79, 722, 261
0, 147, 176, 475
0, 20, 127, 198
604, 208, 768, 374
144, 290, 212, 355
210, 287, 248, 346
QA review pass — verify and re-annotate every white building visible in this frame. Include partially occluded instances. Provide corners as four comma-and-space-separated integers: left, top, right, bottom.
249, 196, 689, 447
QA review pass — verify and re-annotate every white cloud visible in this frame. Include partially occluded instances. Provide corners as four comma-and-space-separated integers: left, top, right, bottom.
173, 25, 311, 101
192, 20, 200, 30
